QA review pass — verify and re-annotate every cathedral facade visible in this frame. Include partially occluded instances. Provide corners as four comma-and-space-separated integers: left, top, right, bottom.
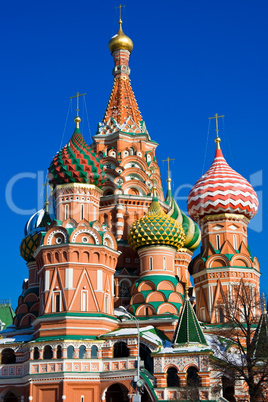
0, 18, 262, 402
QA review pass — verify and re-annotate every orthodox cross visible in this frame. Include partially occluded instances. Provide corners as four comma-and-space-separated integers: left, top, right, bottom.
208, 113, 224, 140
69, 92, 87, 117
116, 4, 126, 20
162, 157, 175, 179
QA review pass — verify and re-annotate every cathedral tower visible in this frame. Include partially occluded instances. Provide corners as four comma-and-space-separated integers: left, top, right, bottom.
187, 117, 260, 324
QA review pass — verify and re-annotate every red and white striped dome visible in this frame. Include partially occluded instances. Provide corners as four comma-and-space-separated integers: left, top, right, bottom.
187, 148, 259, 221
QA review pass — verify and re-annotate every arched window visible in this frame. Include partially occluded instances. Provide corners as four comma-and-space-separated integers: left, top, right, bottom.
43, 345, 53, 360
91, 345, 98, 359
67, 345, 74, 359
56, 345, 62, 359
167, 367, 179, 387
1, 348, 16, 364
216, 234, 221, 250
129, 147, 135, 155
65, 204, 69, 220
33, 347, 40, 360
187, 366, 200, 387
113, 342, 129, 358
120, 280, 130, 297
163, 256, 166, 270
149, 257, 153, 270
79, 345, 86, 359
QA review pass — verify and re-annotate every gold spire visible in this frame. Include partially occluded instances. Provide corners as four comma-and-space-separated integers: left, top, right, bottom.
69, 92, 86, 128
150, 166, 158, 198
42, 180, 51, 213
185, 282, 189, 301
162, 157, 175, 190
108, 8, 133, 54
208, 113, 224, 149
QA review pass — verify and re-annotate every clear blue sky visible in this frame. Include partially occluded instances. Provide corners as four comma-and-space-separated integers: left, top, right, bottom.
1, 0, 267, 307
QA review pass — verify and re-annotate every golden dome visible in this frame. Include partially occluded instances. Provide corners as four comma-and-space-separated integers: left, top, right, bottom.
128, 197, 185, 252
108, 20, 133, 54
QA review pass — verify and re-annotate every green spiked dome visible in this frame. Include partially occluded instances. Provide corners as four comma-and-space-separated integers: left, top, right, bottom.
165, 178, 201, 251
48, 122, 104, 188
128, 196, 185, 251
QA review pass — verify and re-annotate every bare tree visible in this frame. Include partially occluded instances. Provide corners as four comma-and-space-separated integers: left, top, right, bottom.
210, 280, 268, 402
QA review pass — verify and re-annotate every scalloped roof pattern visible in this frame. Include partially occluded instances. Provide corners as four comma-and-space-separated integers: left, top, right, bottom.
48, 128, 104, 187
187, 148, 259, 221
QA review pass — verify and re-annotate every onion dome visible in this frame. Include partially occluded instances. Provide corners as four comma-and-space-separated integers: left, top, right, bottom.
21, 205, 52, 262
128, 195, 185, 251
165, 178, 201, 251
108, 19, 133, 54
187, 146, 259, 222
48, 118, 104, 188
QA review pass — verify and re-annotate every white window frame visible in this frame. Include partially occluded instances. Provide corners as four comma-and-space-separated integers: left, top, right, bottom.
149, 257, 153, 270
44, 270, 50, 292
233, 234, 237, 250
65, 268, 73, 289
163, 256, 166, 270
65, 204, 69, 220
52, 291, 61, 312
216, 234, 221, 250
81, 204, 84, 220
81, 290, 88, 312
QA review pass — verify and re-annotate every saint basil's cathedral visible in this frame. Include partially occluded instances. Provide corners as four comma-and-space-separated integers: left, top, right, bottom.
0, 16, 263, 402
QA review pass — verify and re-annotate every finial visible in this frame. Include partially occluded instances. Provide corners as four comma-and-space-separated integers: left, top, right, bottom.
42, 180, 51, 213
208, 113, 224, 150
69, 92, 86, 128
116, 4, 126, 22
150, 166, 158, 198
162, 157, 175, 190
262, 293, 267, 314
185, 282, 189, 301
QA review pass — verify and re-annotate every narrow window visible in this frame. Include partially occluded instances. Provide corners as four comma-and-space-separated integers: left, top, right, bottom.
81, 396, 84, 402
81, 291, 88, 312
65, 268, 73, 289
81, 204, 84, 220
79, 345, 86, 359
163, 256, 166, 270
149, 257, 153, 270
35, 270, 38, 283
53, 292, 60, 312
91, 345, 98, 358
67, 346, 74, 359
65, 204, 69, 220
233, 234, 237, 250
145, 307, 149, 316
97, 270, 103, 290
44, 270, 50, 291
57, 345, 62, 359
104, 295, 109, 313
216, 234, 221, 250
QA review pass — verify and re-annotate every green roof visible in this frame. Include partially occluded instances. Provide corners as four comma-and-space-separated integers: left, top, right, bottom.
253, 311, 268, 359
173, 294, 207, 346
0, 303, 15, 329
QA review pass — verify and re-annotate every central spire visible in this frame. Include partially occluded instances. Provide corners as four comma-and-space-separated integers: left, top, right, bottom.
97, 18, 143, 135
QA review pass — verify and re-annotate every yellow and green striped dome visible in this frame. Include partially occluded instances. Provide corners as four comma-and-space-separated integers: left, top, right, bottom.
128, 197, 185, 251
